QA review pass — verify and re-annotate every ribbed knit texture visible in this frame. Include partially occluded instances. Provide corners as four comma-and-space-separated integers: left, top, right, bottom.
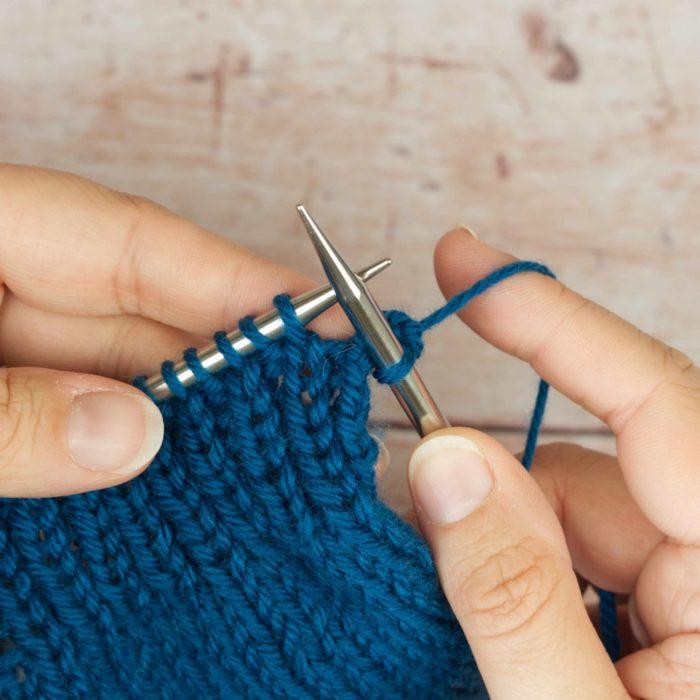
0, 262, 618, 698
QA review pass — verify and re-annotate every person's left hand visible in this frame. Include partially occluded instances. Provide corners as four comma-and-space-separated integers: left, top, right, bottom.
0, 164, 350, 497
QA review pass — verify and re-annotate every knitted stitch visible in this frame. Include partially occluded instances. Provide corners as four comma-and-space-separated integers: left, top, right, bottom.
0, 262, 618, 699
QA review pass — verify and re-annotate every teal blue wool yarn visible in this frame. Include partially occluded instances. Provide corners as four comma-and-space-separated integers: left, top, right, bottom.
0, 262, 618, 698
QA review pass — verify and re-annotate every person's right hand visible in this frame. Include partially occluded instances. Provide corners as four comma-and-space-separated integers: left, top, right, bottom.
0, 165, 351, 498
406, 228, 700, 698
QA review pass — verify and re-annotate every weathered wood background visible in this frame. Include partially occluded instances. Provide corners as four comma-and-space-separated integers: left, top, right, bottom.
1, 0, 698, 478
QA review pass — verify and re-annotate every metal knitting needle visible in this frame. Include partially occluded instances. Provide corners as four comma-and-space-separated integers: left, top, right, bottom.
144, 257, 392, 401
297, 205, 449, 436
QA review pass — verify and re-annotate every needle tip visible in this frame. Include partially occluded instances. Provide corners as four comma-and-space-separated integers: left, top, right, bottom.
296, 204, 362, 300
296, 204, 326, 248
296, 204, 315, 231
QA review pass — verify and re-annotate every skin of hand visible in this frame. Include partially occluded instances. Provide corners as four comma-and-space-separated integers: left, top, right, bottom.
4, 164, 697, 696
0, 164, 355, 497
405, 227, 700, 698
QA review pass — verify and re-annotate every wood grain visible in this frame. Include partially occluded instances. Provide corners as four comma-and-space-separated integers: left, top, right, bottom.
0, 1, 697, 432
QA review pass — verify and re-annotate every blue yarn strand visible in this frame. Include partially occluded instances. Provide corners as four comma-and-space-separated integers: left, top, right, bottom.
522, 379, 550, 471
375, 261, 556, 386
598, 589, 621, 661
420, 260, 556, 332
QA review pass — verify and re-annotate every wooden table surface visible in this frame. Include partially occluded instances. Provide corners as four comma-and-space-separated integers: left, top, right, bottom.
1, 1, 698, 467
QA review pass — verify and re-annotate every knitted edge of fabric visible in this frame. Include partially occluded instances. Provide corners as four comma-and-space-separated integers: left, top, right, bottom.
0, 261, 619, 699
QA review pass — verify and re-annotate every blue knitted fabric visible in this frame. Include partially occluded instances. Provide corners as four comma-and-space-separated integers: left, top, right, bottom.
0, 262, 618, 698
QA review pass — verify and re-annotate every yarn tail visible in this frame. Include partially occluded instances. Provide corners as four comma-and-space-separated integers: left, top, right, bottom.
522, 379, 549, 471
598, 589, 621, 661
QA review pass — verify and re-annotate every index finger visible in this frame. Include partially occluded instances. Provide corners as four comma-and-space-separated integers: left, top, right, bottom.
0, 165, 339, 336
434, 228, 700, 543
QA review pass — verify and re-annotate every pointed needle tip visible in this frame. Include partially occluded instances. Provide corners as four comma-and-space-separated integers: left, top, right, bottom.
297, 204, 318, 235
296, 206, 328, 250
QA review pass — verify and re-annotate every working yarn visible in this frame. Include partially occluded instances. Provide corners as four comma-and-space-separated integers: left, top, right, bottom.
0, 262, 618, 699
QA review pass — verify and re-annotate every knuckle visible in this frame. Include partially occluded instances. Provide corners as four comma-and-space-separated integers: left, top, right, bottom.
520, 287, 593, 369
532, 441, 597, 474
616, 342, 700, 433
647, 347, 700, 413
96, 315, 145, 379
0, 369, 43, 470
112, 193, 156, 317
531, 440, 574, 466
659, 342, 697, 379
447, 536, 565, 641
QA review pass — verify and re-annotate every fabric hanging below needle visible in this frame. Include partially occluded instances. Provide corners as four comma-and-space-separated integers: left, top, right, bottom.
0, 261, 619, 699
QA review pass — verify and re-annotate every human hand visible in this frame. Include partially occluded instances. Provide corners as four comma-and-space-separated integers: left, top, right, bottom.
407, 229, 700, 697
0, 165, 350, 497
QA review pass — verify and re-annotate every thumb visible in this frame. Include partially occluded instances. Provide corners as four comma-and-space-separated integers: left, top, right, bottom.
408, 428, 626, 699
0, 367, 163, 497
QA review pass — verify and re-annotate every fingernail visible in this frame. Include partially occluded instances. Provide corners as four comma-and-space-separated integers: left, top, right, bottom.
409, 435, 493, 524
457, 225, 479, 240
68, 392, 164, 473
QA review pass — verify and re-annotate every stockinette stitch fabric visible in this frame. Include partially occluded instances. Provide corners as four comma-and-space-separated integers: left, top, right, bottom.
0, 262, 618, 699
